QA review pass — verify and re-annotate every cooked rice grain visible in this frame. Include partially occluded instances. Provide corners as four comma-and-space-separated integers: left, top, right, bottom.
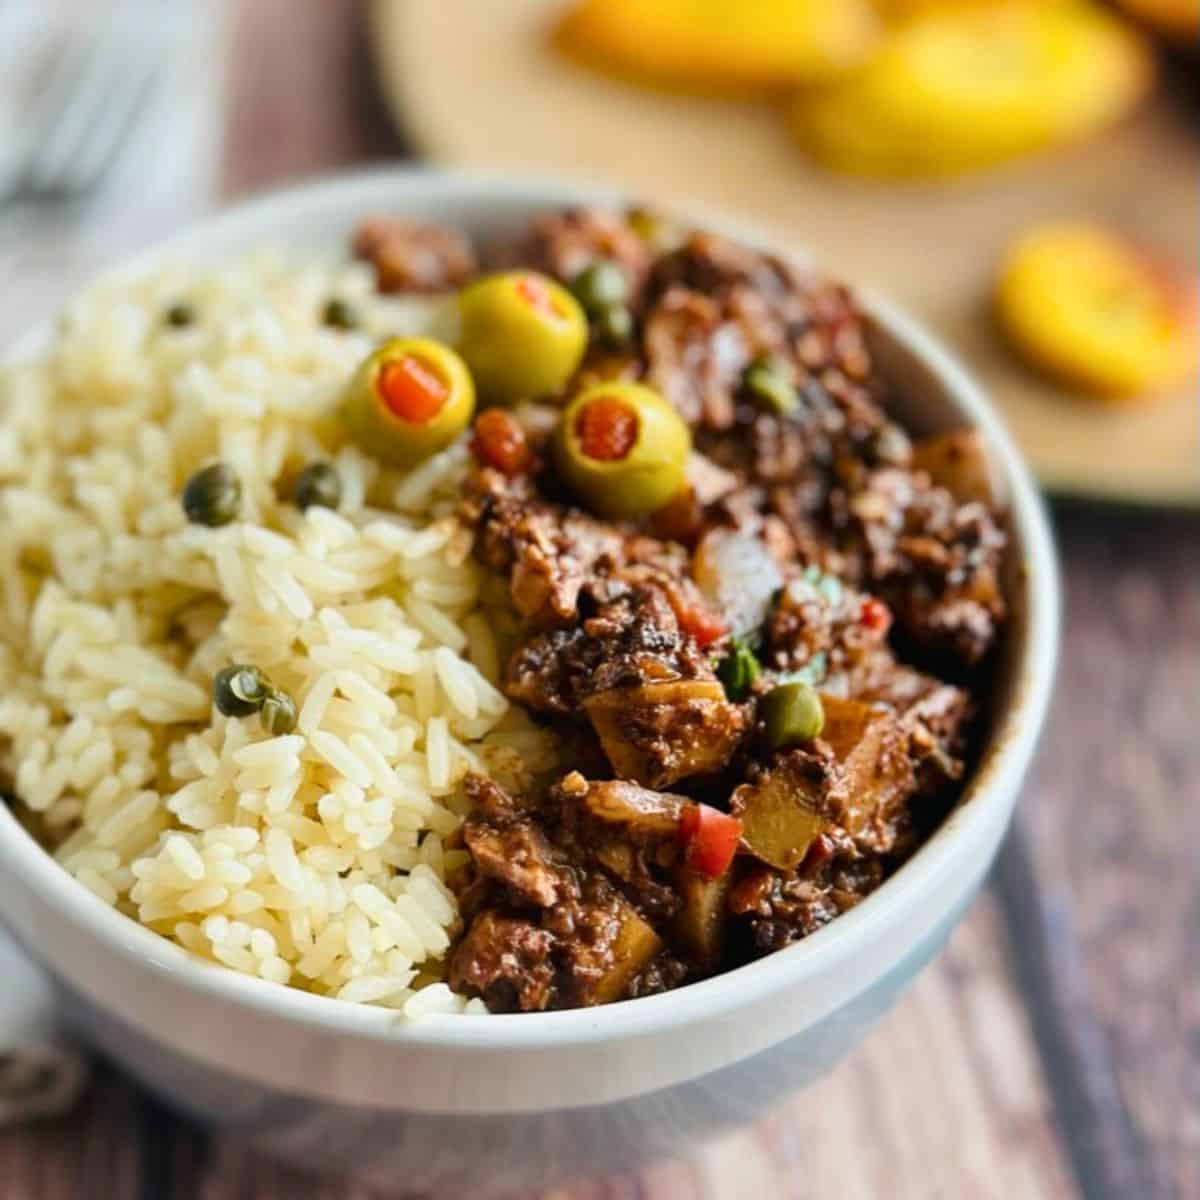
0, 253, 561, 1017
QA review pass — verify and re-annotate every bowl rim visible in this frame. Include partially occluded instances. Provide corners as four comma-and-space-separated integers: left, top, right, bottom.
0, 165, 1061, 1052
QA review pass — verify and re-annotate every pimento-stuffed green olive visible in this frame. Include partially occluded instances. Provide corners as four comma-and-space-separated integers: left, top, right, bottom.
341, 337, 475, 468
455, 271, 587, 405
552, 382, 691, 519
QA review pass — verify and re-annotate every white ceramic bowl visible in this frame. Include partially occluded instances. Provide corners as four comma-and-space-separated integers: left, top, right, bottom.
0, 169, 1059, 1195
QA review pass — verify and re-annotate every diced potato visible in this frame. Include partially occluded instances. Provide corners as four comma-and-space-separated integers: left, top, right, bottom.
910, 430, 997, 505
672, 867, 732, 972
591, 899, 664, 1005
578, 779, 686, 838
731, 760, 829, 871
584, 679, 745, 788
819, 696, 915, 850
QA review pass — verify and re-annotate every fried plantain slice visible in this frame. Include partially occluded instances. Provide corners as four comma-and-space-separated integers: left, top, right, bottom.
996, 223, 1199, 398
554, 0, 880, 92
790, 2, 1155, 177
1113, 0, 1199, 41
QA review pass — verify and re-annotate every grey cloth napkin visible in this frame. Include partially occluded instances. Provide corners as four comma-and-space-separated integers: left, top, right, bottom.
0, 0, 225, 1124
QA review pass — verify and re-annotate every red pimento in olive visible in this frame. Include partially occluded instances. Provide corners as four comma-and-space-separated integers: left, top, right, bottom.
341, 337, 475, 468
378, 356, 449, 424
575, 395, 639, 461
455, 271, 588, 406
679, 803, 743, 879
514, 274, 561, 320
471, 408, 535, 476
551, 382, 692, 519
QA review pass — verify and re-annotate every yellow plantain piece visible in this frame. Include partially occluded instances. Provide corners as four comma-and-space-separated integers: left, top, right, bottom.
1113, 0, 1199, 41
996, 224, 1199, 399
872, 0, 1007, 17
790, 2, 1156, 178
554, 0, 881, 92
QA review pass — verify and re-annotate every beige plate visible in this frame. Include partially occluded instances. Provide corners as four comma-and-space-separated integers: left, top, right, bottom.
370, 0, 1199, 507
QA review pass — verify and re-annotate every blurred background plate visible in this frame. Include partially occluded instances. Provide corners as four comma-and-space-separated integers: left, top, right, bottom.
369, 0, 1198, 508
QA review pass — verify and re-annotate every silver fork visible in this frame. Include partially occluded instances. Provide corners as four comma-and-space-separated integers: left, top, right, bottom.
0, 1, 168, 216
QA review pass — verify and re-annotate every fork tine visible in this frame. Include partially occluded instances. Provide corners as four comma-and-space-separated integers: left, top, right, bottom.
23, 17, 139, 196
0, 29, 96, 198
60, 55, 162, 199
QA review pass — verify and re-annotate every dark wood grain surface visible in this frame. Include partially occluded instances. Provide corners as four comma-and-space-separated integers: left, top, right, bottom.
0, 3, 1195, 1197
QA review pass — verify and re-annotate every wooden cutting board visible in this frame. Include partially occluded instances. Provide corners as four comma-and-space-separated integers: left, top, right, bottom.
370, 0, 1199, 507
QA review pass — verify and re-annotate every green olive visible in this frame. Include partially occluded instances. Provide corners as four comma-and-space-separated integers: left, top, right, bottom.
213, 665, 269, 718
761, 681, 825, 748
182, 463, 241, 527
455, 271, 587, 405
341, 336, 475, 468
293, 462, 342, 511
552, 382, 691, 520
260, 688, 298, 736
569, 260, 628, 316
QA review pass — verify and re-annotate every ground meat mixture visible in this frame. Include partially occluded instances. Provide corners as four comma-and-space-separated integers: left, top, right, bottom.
353, 216, 477, 294
829, 461, 1007, 665
491, 207, 654, 309
353, 206, 1010, 1011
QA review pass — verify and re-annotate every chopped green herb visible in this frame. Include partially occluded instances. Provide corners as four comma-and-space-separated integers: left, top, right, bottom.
801, 565, 844, 607
717, 639, 761, 701
776, 651, 828, 689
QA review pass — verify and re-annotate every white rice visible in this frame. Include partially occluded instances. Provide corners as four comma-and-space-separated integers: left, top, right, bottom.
0, 252, 560, 1016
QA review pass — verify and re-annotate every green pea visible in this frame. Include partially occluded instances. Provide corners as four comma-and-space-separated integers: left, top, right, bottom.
742, 358, 799, 417
569, 260, 628, 316
182, 463, 241, 527
293, 462, 342, 511
165, 302, 196, 329
322, 298, 359, 330
761, 681, 825, 748
594, 304, 635, 350
260, 688, 298, 736
213, 665, 269, 718
717, 640, 761, 702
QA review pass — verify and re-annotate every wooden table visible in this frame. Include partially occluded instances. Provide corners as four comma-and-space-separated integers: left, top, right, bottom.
1, 4, 1196, 1197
